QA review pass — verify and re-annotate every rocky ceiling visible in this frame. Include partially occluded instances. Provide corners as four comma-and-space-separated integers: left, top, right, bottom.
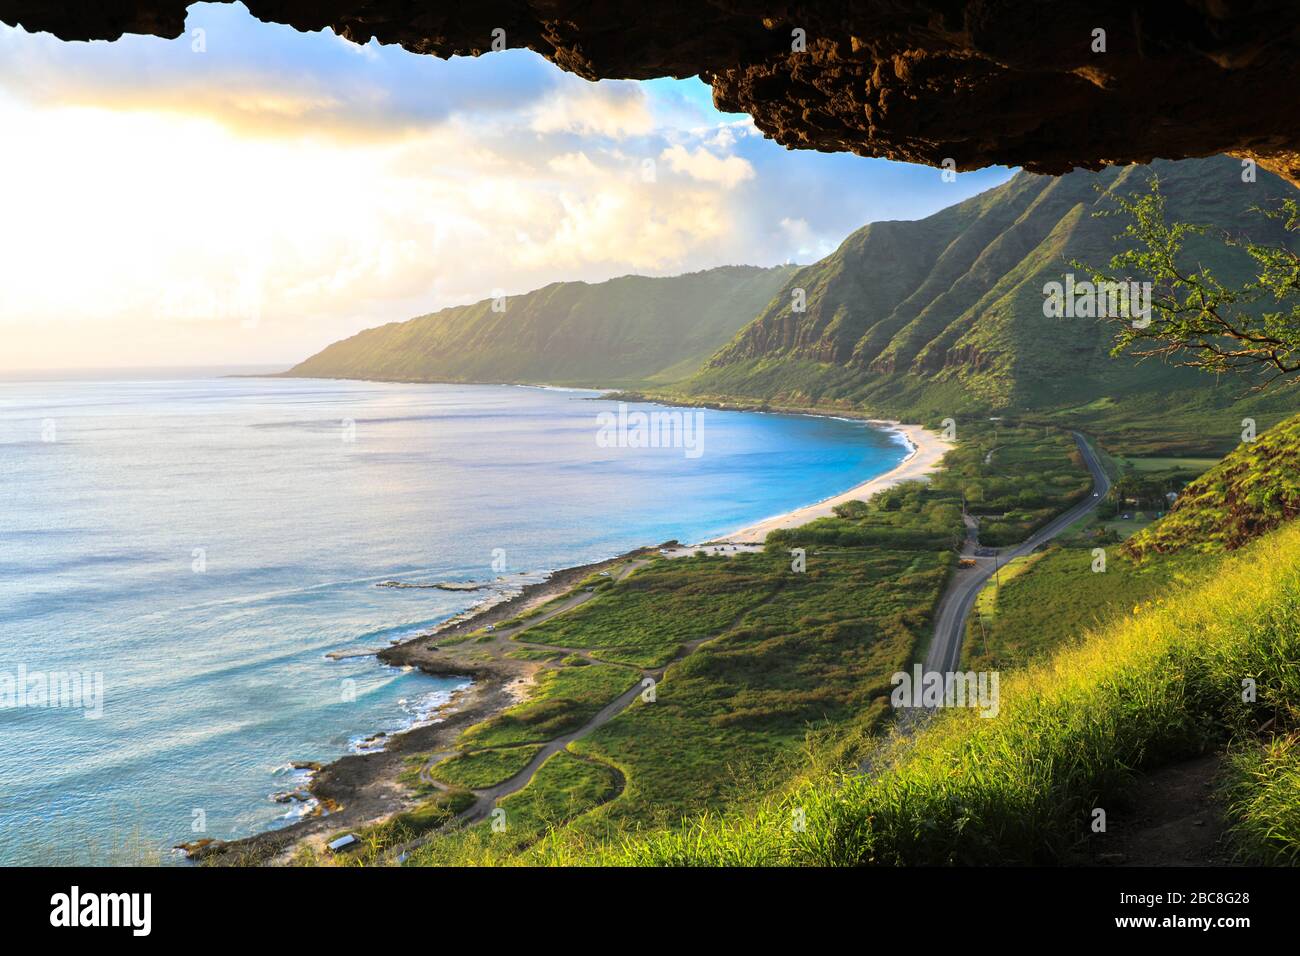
5, 1, 1300, 185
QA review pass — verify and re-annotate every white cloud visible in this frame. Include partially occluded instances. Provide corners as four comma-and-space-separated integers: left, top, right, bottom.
528, 81, 654, 139
0, 3, 1016, 370
659, 144, 755, 188
547, 151, 604, 177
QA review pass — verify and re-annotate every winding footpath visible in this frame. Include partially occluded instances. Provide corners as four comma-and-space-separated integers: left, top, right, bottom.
388, 431, 1108, 858
387, 568, 783, 861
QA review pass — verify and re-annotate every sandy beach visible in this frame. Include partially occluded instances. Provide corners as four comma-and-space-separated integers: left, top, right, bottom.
191, 414, 952, 864
723, 421, 953, 543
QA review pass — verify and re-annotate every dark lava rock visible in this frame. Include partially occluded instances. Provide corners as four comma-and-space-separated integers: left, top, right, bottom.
7, 1, 1300, 184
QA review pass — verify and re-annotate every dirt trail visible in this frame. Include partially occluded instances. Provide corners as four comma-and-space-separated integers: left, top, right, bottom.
390, 582, 784, 861
1070, 753, 1230, 866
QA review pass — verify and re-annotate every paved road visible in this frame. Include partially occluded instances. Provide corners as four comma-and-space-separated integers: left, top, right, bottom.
389, 436, 1109, 854
923, 431, 1111, 675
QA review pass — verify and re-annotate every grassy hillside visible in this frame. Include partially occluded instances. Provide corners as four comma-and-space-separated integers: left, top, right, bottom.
679, 157, 1300, 453
285, 265, 794, 388
962, 545, 1213, 671
1125, 412, 1300, 558
317, 515, 1300, 867
352, 418, 1299, 867
285, 418, 1126, 868
584, 519, 1300, 865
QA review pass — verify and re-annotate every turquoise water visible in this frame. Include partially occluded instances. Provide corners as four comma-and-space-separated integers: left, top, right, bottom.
0, 374, 906, 862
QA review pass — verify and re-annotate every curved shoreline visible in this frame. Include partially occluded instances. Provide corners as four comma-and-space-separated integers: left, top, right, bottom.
196, 408, 951, 864
189, 549, 653, 864
723, 421, 952, 543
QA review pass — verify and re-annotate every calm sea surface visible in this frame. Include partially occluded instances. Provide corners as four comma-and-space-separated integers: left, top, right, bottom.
0, 374, 906, 862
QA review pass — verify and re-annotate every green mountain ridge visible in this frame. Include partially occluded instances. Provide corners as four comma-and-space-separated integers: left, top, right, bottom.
285, 264, 795, 388
682, 156, 1300, 451
288, 156, 1296, 454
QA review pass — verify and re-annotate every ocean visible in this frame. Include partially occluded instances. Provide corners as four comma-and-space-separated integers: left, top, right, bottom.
0, 373, 907, 863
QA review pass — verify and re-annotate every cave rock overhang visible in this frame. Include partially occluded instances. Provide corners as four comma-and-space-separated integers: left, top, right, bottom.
5, 0, 1300, 185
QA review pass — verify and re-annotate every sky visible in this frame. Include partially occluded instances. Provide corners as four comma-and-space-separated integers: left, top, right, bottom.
0, 3, 1014, 371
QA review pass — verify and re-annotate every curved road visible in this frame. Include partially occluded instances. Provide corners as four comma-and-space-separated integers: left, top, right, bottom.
924, 430, 1111, 675
386, 432, 1107, 854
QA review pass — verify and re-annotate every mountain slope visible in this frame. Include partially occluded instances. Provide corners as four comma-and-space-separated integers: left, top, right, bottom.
286, 265, 794, 388
1125, 413, 1300, 558
684, 157, 1300, 436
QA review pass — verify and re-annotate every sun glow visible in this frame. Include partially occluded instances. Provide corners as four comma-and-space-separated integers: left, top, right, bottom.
0, 6, 1012, 371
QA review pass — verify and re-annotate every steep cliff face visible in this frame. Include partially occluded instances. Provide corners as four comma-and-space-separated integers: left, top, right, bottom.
688, 156, 1300, 413
7, 1, 1300, 185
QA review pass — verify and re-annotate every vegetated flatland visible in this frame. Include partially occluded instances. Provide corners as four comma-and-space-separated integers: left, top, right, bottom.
929, 422, 1091, 546
386, 547, 951, 865
960, 482, 1216, 671
957, 421, 1292, 673
1119, 456, 1220, 473
428, 744, 544, 789
515, 558, 785, 667
407, 750, 623, 865
300, 417, 1111, 866
458, 663, 639, 749
764, 420, 1088, 551
962, 544, 1213, 671
570, 415, 1300, 866
588, 518, 1300, 866
303, 411, 1300, 868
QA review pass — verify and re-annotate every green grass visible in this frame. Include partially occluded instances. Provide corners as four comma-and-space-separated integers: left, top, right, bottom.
493, 752, 621, 842
766, 481, 963, 550
457, 662, 638, 749
930, 422, 1092, 547
580, 519, 1300, 865
1221, 735, 1300, 864
765, 421, 1090, 552
504, 647, 567, 663
428, 745, 543, 789
375, 422, 1100, 865
392, 546, 949, 865
962, 545, 1213, 670
561, 548, 950, 832
353, 419, 1300, 868
403, 751, 621, 864
969, 551, 1042, 622
1087, 514, 1155, 539
1126, 413, 1300, 558
517, 556, 782, 667
1119, 456, 1220, 473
